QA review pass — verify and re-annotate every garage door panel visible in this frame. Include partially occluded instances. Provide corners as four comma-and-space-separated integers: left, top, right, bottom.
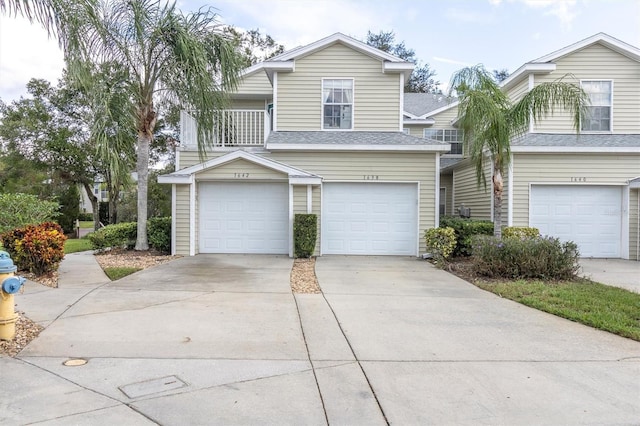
199, 182, 288, 254
322, 183, 418, 255
530, 185, 621, 258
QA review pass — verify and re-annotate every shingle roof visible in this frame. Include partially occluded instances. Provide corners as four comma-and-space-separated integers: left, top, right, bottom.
440, 157, 463, 170
267, 131, 450, 146
404, 93, 456, 117
512, 133, 640, 147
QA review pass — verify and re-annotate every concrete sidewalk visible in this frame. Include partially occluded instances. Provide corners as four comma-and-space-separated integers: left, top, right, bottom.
15, 251, 109, 327
3, 254, 639, 425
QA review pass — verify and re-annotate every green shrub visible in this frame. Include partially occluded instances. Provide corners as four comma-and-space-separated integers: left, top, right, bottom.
56, 184, 80, 234
87, 222, 137, 251
425, 227, 456, 266
293, 214, 317, 258
471, 235, 580, 280
439, 216, 494, 257
0, 193, 59, 234
0, 222, 67, 275
148, 217, 171, 253
78, 212, 93, 222
503, 226, 540, 239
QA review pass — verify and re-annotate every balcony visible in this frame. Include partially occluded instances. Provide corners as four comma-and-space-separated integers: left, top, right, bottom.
180, 110, 270, 148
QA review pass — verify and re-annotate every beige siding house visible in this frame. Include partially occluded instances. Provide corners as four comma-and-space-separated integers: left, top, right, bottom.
160, 33, 449, 257
440, 33, 640, 260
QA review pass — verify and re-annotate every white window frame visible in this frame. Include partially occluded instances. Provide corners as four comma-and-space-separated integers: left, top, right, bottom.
423, 128, 463, 155
321, 78, 354, 131
580, 79, 613, 133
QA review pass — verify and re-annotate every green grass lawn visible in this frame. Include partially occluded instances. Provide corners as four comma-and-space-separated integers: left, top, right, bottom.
476, 278, 640, 341
104, 266, 141, 281
64, 238, 93, 254
79, 221, 94, 229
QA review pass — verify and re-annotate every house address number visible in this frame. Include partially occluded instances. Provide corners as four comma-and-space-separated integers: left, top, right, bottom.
364, 175, 379, 180
234, 173, 250, 178
570, 177, 587, 182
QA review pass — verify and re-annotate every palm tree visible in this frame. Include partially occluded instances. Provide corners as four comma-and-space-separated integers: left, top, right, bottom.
449, 65, 588, 238
64, 0, 243, 250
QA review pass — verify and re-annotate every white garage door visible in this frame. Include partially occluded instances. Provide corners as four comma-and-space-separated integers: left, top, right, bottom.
322, 183, 418, 255
199, 182, 288, 254
530, 185, 621, 258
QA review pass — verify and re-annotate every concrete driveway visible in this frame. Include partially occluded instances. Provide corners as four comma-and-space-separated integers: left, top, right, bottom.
580, 258, 640, 293
2, 255, 639, 425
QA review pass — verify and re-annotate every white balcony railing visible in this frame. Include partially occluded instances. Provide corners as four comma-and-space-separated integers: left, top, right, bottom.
180, 109, 270, 148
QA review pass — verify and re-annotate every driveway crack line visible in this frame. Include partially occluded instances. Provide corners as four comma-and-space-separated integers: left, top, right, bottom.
319, 292, 390, 426
292, 293, 330, 426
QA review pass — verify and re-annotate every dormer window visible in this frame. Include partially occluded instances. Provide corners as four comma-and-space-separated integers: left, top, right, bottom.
581, 80, 612, 132
323, 79, 353, 130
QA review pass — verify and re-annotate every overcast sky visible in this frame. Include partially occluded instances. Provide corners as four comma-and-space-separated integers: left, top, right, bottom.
1, 0, 639, 102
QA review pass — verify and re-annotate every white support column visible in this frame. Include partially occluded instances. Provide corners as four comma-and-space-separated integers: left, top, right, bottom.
508, 155, 514, 226
399, 73, 405, 131
528, 74, 535, 133
171, 185, 176, 256
435, 153, 440, 228
307, 185, 312, 213
189, 182, 196, 256
288, 183, 294, 258
273, 72, 278, 132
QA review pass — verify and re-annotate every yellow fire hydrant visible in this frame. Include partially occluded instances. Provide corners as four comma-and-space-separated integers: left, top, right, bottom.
0, 250, 26, 341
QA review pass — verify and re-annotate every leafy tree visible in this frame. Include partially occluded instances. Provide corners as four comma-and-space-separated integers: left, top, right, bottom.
449, 65, 588, 238
65, 0, 244, 250
224, 27, 285, 67
493, 69, 510, 83
365, 30, 440, 93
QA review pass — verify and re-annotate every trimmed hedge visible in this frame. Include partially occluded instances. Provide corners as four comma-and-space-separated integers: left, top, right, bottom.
472, 235, 580, 280
425, 227, 456, 266
148, 217, 171, 253
439, 216, 494, 257
87, 222, 137, 251
0, 222, 67, 275
503, 226, 540, 239
293, 214, 317, 258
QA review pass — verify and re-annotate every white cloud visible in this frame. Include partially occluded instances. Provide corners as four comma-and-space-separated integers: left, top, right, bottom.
433, 56, 473, 67
0, 15, 65, 102
519, 0, 578, 28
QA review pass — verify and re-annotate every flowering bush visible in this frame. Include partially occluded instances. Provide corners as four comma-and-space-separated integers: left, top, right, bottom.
0, 222, 67, 275
503, 226, 540, 239
472, 235, 579, 280
425, 227, 456, 266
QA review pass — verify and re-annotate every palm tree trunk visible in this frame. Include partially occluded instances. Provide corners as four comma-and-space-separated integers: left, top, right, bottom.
135, 131, 150, 250
493, 166, 503, 239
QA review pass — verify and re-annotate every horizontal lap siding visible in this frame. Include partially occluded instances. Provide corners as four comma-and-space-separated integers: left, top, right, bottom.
230, 99, 267, 110
196, 159, 287, 180
277, 43, 401, 131
630, 189, 639, 260
534, 44, 640, 133
235, 71, 273, 96
452, 161, 492, 220
507, 78, 529, 103
511, 153, 640, 228
440, 173, 453, 216
429, 106, 459, 127
175, 185, 191, 255
178, 151, 226, 170
266, 151, 436, 253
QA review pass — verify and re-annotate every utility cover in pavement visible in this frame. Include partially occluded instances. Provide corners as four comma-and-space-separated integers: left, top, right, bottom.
119, 375, 187, 399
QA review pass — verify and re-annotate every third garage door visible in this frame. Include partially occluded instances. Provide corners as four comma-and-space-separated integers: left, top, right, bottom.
322, 183, 418, 255
530, 185, 622, 258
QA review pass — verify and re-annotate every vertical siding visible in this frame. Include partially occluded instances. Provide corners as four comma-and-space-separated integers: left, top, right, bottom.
534, 43, 640, 133
511, 153, 640, 228
276, 42, 401, 131
630, 189, 639, 261
235, 70, 273, 96
440, 173, 453, 215
175, 185, 191, 255
452, 160, 492, 220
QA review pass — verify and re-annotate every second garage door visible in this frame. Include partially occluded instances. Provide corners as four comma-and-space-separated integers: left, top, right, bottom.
530, 185, 622, 258
199, 182, 288, 254
322, 183, 418, 255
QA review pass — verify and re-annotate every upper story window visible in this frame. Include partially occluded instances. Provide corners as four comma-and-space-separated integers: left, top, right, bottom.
424, 128, 463, 155
581, 80, 612, 132
323, 79, 353, 130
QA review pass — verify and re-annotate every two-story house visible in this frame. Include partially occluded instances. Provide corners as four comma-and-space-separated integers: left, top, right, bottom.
159, 33, 450, 257
431, 33, 640, 260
